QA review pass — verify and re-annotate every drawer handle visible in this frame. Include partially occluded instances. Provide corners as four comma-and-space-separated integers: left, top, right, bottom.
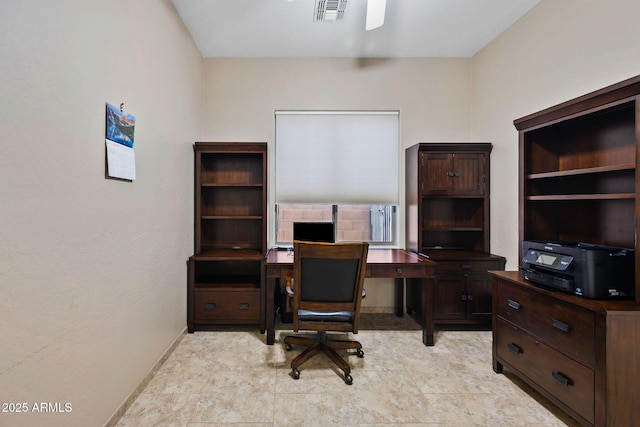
552, 371, 572, 387
461, 264, 472, 270
238, 303, 250, 310
507, 342, 522, 354
507, 299, 521, 310
552, 319, 570, 333
396, 267, 403, 274
205, 303, 216, 310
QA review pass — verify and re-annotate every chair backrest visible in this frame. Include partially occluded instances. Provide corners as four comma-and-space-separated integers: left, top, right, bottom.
292, 240, 369, 333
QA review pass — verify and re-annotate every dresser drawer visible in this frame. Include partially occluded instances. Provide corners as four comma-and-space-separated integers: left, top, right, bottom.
496, 318, 595, 424
527, 294, 595, 366
368, 264, 426, 278
495, 280, 535, 327
434, 260, 502, 273
496, 281, 595, 365
194, 289, 261, 322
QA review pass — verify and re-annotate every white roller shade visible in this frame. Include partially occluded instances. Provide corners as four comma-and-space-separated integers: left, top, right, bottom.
275, 111, 399, 204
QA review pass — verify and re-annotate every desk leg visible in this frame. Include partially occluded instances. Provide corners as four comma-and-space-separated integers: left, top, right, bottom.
265, 276, 276, 345
394, 278, 404, 317
422, 277, 434, 346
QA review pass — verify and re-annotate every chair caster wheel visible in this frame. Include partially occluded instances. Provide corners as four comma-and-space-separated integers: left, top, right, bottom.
344, 374, 353, 385
356, 348, 364, 358
292, 368, 300, 379
285, 343, 292, 351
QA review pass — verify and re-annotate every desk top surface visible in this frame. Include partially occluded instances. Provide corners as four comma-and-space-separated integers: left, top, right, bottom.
265, 248, 434, 266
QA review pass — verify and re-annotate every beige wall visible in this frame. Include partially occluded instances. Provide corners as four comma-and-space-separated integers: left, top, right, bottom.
203, 57, 473, 308
0, 1, 202, 426
472, 0, 640, 269
202, 0, 640, 303
3, 0, 640, 424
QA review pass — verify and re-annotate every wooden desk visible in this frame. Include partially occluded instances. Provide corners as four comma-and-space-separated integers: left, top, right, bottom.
263, 248, 436, 346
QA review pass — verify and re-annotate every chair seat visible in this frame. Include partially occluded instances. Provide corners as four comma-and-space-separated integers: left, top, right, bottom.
298, 310, 354, 322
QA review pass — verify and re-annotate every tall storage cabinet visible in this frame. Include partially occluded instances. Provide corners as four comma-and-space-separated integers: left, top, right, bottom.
406, 143, 505, 325
187, 142, 267, 333
492, 75, 640, 427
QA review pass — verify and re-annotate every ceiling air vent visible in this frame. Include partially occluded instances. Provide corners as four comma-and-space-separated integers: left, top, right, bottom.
314, 0, 348, 22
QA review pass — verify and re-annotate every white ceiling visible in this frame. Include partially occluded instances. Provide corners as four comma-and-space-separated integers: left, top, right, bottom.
171, 0, 540, 58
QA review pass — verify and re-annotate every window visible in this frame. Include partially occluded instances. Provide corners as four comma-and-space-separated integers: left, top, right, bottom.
275, 204, 397, 246
274, 110, 399, 246
275, 111, 399, 204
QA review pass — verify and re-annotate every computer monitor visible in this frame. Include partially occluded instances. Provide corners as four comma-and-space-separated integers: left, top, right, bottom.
293, 222, 335, 243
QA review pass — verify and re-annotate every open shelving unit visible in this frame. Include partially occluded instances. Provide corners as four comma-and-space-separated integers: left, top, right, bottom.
188, 142, 267, 332
519, 96, 637, 253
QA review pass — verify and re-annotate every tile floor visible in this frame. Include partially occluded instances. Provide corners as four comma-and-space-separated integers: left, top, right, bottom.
116, 315, 581, 426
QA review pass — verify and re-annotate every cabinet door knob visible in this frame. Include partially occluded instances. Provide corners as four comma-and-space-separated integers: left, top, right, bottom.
447, 171, 455, 177
396, 267, 403, 274
461, 295, 468, 301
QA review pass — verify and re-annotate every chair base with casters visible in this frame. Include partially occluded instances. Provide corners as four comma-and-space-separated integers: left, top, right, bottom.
284, 331, 364, 384
285, 240, 369, 385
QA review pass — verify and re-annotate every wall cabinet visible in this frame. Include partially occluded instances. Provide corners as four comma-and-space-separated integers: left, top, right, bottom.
187, 142, 267, 333
422, 152, 485, 195
406, 143, 505, 325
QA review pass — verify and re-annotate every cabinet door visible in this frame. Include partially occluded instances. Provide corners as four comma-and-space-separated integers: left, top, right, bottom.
452, 153, 484, 195
465, 273, 493, 322
421, 153, 452, 194
433, 273, 466, 321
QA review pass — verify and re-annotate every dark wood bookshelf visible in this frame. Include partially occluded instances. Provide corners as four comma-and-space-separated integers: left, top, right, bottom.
406, 143, 505, 326
187, 142, 267, 332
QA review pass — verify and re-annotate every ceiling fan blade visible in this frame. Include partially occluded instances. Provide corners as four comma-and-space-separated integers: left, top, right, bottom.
366, 0, 386, 31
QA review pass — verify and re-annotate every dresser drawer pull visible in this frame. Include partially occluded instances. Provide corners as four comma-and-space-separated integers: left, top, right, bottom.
205, 303, 216, 310
552, 371, 572, 387
461, 264, 472, 270
396, 267, 403, 274
552, 319, 570, 333
507, 299, 521, 310
238, 303, 250, 310
507, 342, 522, 354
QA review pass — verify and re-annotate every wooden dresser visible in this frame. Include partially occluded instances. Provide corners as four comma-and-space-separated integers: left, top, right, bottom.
491, 271, 640, 427
495, 75, 640, 426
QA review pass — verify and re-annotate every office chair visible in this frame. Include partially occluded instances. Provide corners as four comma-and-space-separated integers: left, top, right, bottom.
283, 240, 369, 385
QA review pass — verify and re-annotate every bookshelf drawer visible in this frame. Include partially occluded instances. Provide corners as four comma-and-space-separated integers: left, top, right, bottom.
194, 289, 260, 322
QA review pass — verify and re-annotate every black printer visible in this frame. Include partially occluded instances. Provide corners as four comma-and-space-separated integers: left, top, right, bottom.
521, 240, 635, 299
